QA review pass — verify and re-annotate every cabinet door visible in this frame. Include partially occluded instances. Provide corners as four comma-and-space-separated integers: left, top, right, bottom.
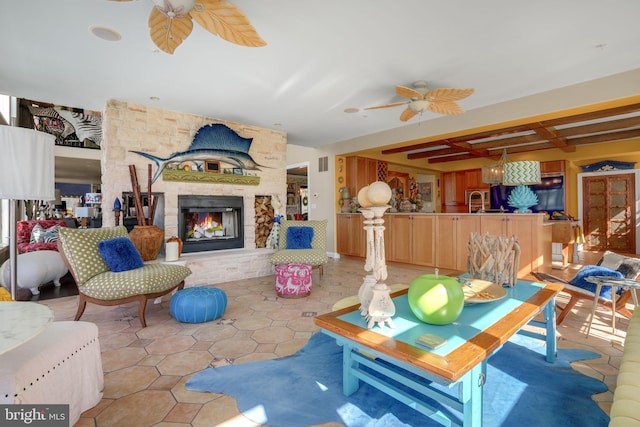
388, 215, 412, 263
435, 215, 457, 270
505, 215, 538, 277
480, 215, 507, 237
412, 215, 436, 266
455, 215, 481, 271
480, 215, 547, 277
336, 214, 364, 256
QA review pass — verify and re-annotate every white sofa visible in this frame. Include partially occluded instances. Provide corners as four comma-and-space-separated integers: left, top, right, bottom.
0, 321, 103, 425
610, 309, 640, 427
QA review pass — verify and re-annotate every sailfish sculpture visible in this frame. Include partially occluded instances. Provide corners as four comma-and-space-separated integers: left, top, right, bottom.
131, 123, 267, 183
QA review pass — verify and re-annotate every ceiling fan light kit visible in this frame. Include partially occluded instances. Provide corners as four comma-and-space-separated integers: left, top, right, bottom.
365, 81, 474, 122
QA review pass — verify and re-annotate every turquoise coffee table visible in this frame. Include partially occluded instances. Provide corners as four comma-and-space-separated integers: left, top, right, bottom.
315, 278, 562, 427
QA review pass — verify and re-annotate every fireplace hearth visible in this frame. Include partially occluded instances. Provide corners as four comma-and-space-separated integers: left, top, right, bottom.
178, 195, 244, 253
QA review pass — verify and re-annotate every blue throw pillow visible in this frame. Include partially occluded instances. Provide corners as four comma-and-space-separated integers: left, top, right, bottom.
98, 237, 145, 272
286, 226, 314, 249
569, 265, 624, 300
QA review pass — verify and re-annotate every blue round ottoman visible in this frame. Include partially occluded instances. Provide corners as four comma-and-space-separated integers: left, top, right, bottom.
170, 287, 227, 323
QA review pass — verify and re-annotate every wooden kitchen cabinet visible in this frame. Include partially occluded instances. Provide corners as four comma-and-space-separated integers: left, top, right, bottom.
480, 214, 551, 277
435, 214, 481, 271
336, 214, 364, 257
337, 213, 390, 258
387, 214, 435, 266
441, 169, 489, 213
346, 156, 378, 198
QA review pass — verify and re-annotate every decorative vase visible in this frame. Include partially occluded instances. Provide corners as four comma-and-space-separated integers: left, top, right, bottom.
167, 235, 183, 256
507, 184, 539, 213
129, 225, 164, 261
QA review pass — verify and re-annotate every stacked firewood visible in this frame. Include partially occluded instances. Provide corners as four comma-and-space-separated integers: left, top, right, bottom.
255, 196, 275, 248
467, 232, 520, 287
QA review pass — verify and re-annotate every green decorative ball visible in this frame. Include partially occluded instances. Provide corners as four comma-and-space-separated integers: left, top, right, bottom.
408, 274, 464, 325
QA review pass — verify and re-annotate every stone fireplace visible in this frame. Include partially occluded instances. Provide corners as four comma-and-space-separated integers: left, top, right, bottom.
100, 99, 287, 287
178, 195, 243, 253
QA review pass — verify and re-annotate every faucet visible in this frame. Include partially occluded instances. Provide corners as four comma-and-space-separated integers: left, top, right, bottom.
468, 190, 485, 213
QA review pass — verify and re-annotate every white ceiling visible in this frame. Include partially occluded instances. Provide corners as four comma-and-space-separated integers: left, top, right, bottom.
2, 0, 640, 154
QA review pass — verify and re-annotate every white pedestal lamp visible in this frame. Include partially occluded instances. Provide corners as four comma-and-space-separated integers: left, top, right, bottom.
0, 126, 55, 300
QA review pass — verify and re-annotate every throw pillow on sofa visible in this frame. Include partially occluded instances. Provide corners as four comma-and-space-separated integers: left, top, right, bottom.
29, 224, 61, 244
286, 226, 314, 249
98, 237, 145, 272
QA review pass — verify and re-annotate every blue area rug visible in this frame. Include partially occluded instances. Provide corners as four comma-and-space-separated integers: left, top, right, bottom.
186, 332, 609, 427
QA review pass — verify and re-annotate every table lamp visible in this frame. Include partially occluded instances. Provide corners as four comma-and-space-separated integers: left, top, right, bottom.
0, 126, 55, 300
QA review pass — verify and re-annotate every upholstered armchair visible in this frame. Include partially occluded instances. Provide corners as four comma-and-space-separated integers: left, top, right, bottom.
270, 219, 328, 280
57, 226, 192, 327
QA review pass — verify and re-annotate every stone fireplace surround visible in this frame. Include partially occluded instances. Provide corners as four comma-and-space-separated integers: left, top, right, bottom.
100, 100, 287, 287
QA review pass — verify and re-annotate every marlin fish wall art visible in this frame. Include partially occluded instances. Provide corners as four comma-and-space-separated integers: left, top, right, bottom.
131, 123, 268, 183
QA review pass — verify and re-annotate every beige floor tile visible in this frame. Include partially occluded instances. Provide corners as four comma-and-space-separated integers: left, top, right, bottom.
33, 252, 634, 426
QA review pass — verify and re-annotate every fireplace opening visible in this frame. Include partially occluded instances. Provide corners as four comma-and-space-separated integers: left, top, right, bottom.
178, 195, 243, 253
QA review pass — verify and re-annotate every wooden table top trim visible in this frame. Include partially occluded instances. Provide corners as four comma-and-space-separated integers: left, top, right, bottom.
315, 282, 562, 382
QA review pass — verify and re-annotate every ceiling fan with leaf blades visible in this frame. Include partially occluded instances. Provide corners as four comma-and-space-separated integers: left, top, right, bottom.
365, 81, 474, 122
110, 0, 266, 54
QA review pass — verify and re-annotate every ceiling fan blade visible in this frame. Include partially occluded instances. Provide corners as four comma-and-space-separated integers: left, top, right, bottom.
191, 0, 266, 47
428, 101, 465, 115
149, 7, 194, 54
364, 101, 409, 110
396, 85, 424, 99
425, 88, 474, 102
400, 107, 418, 122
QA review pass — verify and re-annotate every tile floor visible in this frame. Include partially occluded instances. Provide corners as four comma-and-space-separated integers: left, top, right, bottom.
38, 251, 633, 427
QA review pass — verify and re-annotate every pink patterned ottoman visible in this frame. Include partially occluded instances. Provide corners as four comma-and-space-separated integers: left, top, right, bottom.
275, 263, 312, 298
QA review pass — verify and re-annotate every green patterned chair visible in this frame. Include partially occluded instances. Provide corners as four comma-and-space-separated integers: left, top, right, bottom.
57, 226, 192, 327
270, 219, 328, 280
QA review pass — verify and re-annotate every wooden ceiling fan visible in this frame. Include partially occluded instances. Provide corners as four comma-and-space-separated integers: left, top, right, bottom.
111, 0, 266, 54
365, 81, 474, 121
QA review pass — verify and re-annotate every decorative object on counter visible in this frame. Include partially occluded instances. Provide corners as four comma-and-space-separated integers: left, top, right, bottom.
339, 186, 351, 213
467, 232, 520, 287
502, 160, 541, 213
407, 269, 464, 325
113, 197, 122, 226
482, 148, 510, 185
166, 236, 183, 261
399, 197, 412, 212
127, 164, 163, 261
0, 126, 56, 300
506, 184, 539, 213
356, 181, 395, 329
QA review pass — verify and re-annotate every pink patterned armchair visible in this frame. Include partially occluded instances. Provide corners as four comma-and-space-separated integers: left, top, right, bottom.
17, 219, 67, 253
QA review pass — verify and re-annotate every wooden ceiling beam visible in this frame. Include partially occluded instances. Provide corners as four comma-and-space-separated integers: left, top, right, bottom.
528, 124, 572, 151
444, 140, 492, 158
377, 102, 640, 163
556, 116, 640, 137
381, 141, 447, 155
568, 128, 640, 146
425, 153, 479, 164
407, 147, 465, 159
540, 102, 640, 127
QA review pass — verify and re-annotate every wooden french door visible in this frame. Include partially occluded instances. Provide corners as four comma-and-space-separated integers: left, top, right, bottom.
582, 173, 636, 253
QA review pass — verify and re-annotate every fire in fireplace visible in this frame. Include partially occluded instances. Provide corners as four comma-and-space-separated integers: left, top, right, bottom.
178, 195, 244, 253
